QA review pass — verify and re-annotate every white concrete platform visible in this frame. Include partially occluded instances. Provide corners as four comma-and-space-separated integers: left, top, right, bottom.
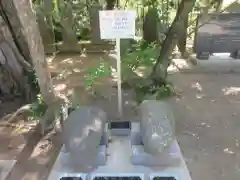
0, 160, 16, 180
48, 122, 191, 180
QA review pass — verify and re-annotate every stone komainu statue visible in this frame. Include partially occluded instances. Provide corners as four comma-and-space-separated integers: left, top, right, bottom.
63, 106, 107, 167
139, 100, 175, 156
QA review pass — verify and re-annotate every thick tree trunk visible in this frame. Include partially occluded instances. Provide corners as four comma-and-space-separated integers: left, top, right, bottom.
0, 15, 32, 101
58, 0, 76, 44
57, 0, 79, 52
150, 0, 196, 83
177, 15, 188, 57
0, 1, 32, 64
1, 0, 56, 105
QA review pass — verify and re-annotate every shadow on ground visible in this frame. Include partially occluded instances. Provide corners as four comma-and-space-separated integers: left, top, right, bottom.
48, 53, 137, 120
169, 73, 240, 180
5, 126, 62, 180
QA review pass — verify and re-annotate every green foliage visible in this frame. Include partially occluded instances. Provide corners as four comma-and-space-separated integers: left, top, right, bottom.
76, 27, 90, 40
122, 40, 158, 71
34, 0, 91, 41
154, 83, 175, 99
32, 0, 221, 43
121, 40, 174, 102
23, 70, 47, 121
24, 70, 40, 94
26, 94, 48, 121
135, 80, 175, 103
84, 61, 111, 89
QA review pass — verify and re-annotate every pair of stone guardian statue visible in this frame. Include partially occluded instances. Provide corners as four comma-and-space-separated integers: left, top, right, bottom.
63, 100, 175, 168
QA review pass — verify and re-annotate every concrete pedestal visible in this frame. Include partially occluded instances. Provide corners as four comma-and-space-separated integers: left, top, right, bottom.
47, 122, 191, 180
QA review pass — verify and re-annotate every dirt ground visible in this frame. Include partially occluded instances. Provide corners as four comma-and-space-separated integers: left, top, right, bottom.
1, 54, 240, 180
48, 53, 137, 120
170, 73, 240, 180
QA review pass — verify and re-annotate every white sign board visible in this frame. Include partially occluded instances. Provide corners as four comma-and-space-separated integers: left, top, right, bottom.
99, 10, 136, 39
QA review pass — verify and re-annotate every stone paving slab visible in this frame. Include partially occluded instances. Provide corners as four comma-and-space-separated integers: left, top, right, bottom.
0, 160, 16, 180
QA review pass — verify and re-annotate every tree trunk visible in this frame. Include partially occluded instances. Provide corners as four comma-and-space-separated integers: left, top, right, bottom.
89, 3, 102, 43
0, 0, 32, 64
143, 8, 159, 44
0, 14, 33, 101
177, 15, 188, 57
215, 0, 223, 12
36, 0, 56, 54
106, 0, 116, 9
58, 0, 77, 44
150, 0, 196, 84
1, 0, 56, 105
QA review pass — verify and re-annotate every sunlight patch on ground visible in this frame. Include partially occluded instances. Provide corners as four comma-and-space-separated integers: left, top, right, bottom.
107, 53, 118, 82
191, 82, 203, 92
30, 139, 53, 158
47, 55, 58, 71
196, 94, 205, 99
13, 125, 33, 133
54, 84, 67, 92
46, 55, 56, 64
66, 88, 74, 97
222, 86, 240, 95
73, 68, 81, 73
48, 65, 56, 69
60, 58, 73, 64
223, 148, 235, 155
80, 53, 87, 57
168, 58, 192, 73
135, 66, 150, 77
110, 66, 117, 82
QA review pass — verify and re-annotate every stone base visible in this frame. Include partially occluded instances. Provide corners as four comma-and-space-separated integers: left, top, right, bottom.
0, 160, 16, 180
131, 122, 180, 166
47, 122, 191, 180
230, 50, 240, 59
196, 52, 210, 60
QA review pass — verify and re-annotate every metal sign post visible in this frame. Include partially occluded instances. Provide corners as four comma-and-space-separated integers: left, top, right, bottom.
99, 10, 136, 119
116, 38, 122, 117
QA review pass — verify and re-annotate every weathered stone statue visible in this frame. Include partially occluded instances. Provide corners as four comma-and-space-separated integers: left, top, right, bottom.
139, 100, 175, 156
63, 106, 107, 167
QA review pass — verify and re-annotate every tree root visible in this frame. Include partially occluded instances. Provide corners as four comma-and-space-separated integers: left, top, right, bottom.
1, 93, 70, 136
0, 121, 36, 129
2, 104, 36, 123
